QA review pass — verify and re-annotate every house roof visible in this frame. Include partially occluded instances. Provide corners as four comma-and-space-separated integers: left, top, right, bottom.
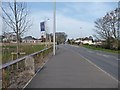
23, 36, 37, 40
83, 37, 91, 41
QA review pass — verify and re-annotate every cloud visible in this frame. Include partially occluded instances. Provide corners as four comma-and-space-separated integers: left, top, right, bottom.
56, 13, 94, 38
25, 2, 117, 39
58, 2, 117, 21
24, 10, 53, 38
0, 6, 2, 35
3, 2, 117, 39
2, 0, 119, 2
26, 9, 95, 39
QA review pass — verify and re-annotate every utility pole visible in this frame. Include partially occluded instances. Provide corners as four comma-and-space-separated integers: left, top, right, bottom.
53, 0, 56, 55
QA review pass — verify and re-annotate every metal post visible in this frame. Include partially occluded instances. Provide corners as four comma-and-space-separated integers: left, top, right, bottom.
45, 20, 47, 48
53, 0, 56, 55
45, 19, 49, 48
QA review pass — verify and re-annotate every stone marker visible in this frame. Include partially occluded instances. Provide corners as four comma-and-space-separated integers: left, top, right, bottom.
25, 56, 35, 75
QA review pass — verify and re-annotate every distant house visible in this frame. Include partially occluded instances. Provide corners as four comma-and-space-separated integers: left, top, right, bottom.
74, 36, 106, 46
75, 40, 81, 43
94, 40, 102, 45
22, 36, 41, 43
74, 36, 95, 45
81, 37, 94, 45
2, 32, 17, 43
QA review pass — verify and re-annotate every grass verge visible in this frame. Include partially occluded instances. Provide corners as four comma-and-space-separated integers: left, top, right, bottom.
2, 44, 45, 64
81, 44, 119, 54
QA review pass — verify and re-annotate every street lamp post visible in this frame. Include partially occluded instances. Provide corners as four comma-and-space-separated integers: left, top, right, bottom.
53, 0, 56, 55
45, 18, 49, 48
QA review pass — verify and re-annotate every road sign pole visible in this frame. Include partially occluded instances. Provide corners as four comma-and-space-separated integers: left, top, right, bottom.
53, 0, 56, 55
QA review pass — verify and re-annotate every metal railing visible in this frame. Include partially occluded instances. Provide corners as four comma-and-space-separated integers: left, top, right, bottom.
1, 46, 53, 89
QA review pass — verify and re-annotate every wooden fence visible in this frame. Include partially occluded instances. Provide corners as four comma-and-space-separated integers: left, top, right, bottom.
0, 46, 53, 89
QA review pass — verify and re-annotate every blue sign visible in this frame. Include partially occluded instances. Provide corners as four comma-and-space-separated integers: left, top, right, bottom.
40, 22, 45, 31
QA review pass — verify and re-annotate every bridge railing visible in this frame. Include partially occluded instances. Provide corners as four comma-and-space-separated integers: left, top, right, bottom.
1, 46, 53, 88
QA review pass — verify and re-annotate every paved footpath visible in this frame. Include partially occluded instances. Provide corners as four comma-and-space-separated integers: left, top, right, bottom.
26, 45, 118, 88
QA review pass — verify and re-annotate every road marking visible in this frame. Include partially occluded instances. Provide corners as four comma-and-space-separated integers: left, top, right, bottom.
117, 59, 120, 60
102, 54, 108, 57
78, 54, 118, 83
71, 45, 119, 61
87, 50, 94, 53
96, 53, 110, 58
71, 45, 79, 48
87, 50, 119, 61
97, 53, 119, 61
64, 45, 119, 83
110, 56, 119, 61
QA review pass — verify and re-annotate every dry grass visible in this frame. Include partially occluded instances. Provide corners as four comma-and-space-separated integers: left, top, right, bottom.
2, 43, 45, 64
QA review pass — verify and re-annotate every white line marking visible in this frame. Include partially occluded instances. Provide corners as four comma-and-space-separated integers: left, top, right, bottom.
96, 53, 103, 56
102, 55, 109, 58
114, 58, 119, 60
79, 54, 118, 82
96, 53, 119, 60
64, 45, 118, 83
110, 56, 119, 61
87, 50, 94, 53
71, 45, 79, 48
88, 50, 118, 61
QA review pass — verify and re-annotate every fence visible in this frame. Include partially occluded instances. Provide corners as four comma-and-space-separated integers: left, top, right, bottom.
1, 46, 53, 89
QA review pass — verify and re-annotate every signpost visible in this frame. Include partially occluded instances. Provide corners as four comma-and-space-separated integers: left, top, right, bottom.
40, 21, 46, 48
40, 19, 50, 48
40, 22, 46, 40
40, 0, 56, 56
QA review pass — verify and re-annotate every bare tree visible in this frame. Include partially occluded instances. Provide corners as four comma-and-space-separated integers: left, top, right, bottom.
1, 0, 32, 58
94, 7, 120, 49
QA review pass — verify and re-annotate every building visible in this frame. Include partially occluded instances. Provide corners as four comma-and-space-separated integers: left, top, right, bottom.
94, 40, 102, 45
75, 40, 81, 43
22, 36, 39, 43
74, 36, 94, 45
82, 37, 93, 45
2, 32, 17, 43
22, 36, 41, 43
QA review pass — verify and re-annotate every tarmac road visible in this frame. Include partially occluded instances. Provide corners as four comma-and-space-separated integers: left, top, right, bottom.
64, 44, 119, 81
25, 44, 118, 88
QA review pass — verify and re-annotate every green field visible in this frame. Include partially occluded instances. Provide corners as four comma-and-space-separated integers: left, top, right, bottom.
82, 44, 119, 54
2, 44, 45, 64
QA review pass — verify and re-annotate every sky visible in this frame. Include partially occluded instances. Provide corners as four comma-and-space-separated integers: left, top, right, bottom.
1, 1, 119, 39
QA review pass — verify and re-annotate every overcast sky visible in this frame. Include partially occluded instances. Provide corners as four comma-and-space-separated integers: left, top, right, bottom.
1, 1, 118, 39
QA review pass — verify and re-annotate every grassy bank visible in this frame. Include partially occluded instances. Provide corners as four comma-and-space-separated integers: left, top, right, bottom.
81, 44, 119, 54
2, 44, 45, 64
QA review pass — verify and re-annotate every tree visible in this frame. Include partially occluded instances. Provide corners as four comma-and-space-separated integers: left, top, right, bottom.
50, 32, 67, 44
1, 0, 32, 58
56, 32, 67, 44
94, 8, 120, 49
67, 39, 71, 44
